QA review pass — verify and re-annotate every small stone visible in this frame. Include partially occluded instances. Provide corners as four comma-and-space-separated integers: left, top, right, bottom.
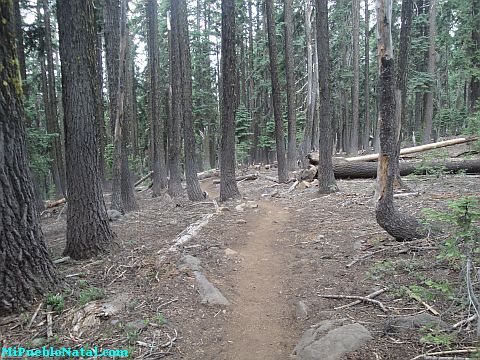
177, 255, 202, 272
218, 206, 230, 212
385, 313, 447, 333
292, 321, 372, 360
295, 300, 309, 320
126, 319, 147, 331
235, 204, 246, 212
194, 271, 230, 306
236, 219, 247, 224
107, 209, 123, 221
225, 248, 238, 256
245, 202, 258, 209
32, 338, 48, 347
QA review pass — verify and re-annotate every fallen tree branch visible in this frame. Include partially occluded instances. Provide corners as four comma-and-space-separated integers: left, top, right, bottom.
317, 293, 388, 312
45, 198, 66, 209
410, 348, 478, 360
168, 213, 214, 252
213, 173, 259, 184
346, 136, 479, 162
134, 171, 153, 187
405, 288, 440, 315
334, 288, 388, 310
452, 313, 478, 330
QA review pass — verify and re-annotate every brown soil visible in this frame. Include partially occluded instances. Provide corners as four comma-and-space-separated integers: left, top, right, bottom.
223, 200, 295, 360
1, 168, 479, 360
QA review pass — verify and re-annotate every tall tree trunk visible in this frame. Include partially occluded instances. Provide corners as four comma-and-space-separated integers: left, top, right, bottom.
265, 0, 288, 183
168, 4, 184, 197
470, 0, 480, 112
220, 0, 240, 201
0, 1, 59, 315
177, 0, 204, 201
422, 0, 436, 144
363, 0, 371, 152
284, 0, 297, 170
104, 0, 120, 139
301, 0, 315, 166
96, 19, 107, 185
375, 0, 424, 241
351, 0, 360, 154
42, 0, 66, 197
147, 0, 168, 196
13, 0, 26, 93
315, 0, 337, 193
57, 0, 115, 259
111, 0, 138, 213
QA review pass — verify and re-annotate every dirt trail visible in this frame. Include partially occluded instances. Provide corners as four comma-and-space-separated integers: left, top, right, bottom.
223, 200, 294, 360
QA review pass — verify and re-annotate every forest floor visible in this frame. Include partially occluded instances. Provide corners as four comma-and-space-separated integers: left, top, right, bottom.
1, 155, 480, 359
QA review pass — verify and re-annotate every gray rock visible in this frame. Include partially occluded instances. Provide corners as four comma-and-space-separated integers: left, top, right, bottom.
177, 255, 202, 272
292, 321, 372, 360
235, 204, 246, 212
107, 209, 123, 221
295, 300, 309, 320
224, 248, 238, 256
126, 319, 147, 331
31, 337, 48, 347
194, 271, 230, 306
385, 313, 447, 333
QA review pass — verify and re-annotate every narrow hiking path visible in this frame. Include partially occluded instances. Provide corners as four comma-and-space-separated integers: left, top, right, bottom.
222, 200, 296, 360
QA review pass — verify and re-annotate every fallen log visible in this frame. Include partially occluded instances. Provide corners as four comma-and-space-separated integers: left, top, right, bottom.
197, 169, 220, 180
134, 171, 153, 187
45, 198, 66, 209
330, 159, 480, 179
345, 136, 478, 162
212, 173, 259, 184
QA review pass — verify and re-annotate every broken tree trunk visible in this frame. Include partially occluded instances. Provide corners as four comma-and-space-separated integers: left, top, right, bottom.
345, 136, 478, 162
45, 198, 66, 209
212, 173, 259, 184
333, 159, 480, 178
134, 171, 153, 187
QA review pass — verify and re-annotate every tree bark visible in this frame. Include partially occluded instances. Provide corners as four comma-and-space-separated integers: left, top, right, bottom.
110, 1, 138, 213
265, 0, 288, 183
362, 0, 371, 152
422, 0, 437, 144
0, 1, 59, 315
375, 0, 424, 241
103, 0, 120, 139
147, 0, 168, 197
168, 7, 184, 198
220, 0, 240, 201
351, 0, 360, 154
470, 0, 480, 112
315, 0, 337, 193
57, 0, 115, 259
284, 0, 297, 170
178, 0, 204, 201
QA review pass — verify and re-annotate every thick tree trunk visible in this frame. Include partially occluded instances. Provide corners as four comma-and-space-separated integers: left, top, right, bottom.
0, 1, 59, 315
147, 0, 168, 197
300, 0, 315, 166
375, 0, 424, 241
422, 0, 437, 144
96, 29, 107, 184
265, 0, 288, 183
111, 2, 138, 213
470, 0, 480, 112
323, 159, 480, 179
178, 0, 204, 201
103, 0, 120, 139
351, 0, 360, 155
219, 0, 240, 201
284, 0, 297, 170
362, 0, 371, 152
57, 0, 115, 259
315, 0, 337, 193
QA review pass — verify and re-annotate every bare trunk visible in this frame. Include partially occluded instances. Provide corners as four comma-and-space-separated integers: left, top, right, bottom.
315, 0, 337, 193
375, 0, 424, 241
422, 0, 436, 144
220, 0, 240, 201
351, 0, 360, 154
284, 0, 297, 170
